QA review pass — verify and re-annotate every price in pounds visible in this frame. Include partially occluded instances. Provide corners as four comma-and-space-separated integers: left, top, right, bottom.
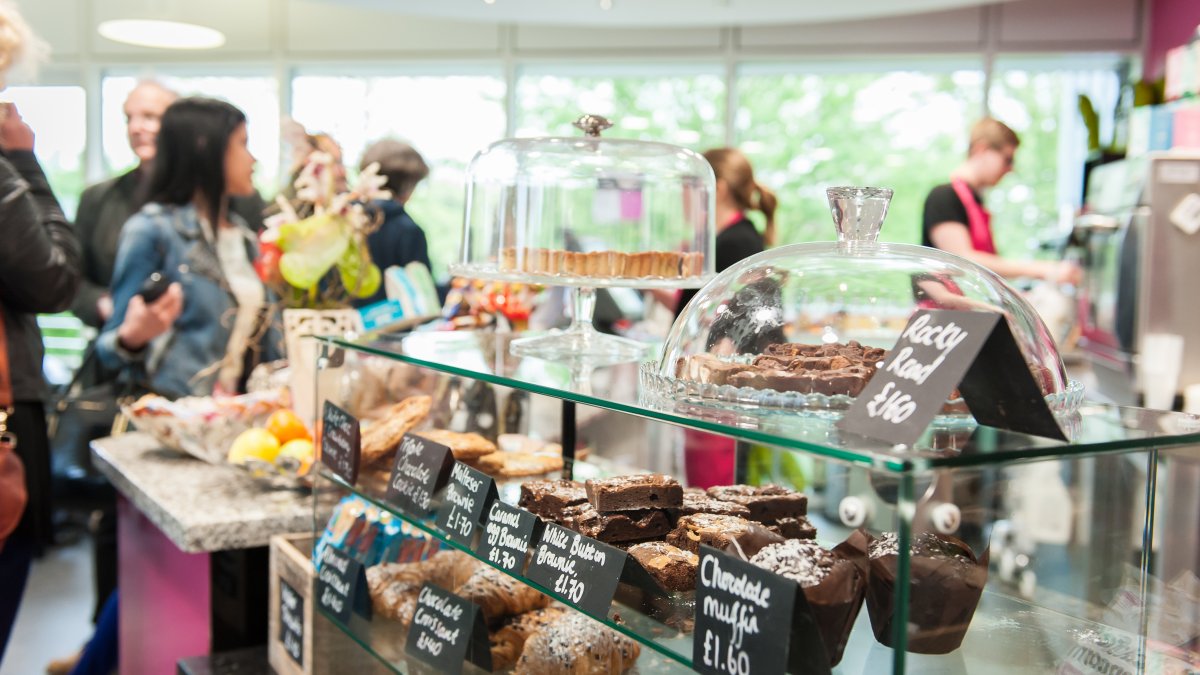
866, 382, 917, 423
701, 629, 751, 675
442, 506, 474, 539
553, 573, 586, 604
487, 547, 517, 570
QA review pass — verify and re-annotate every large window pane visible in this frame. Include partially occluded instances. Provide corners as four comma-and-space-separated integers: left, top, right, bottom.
515, 65, 725, 149
6, 85, 86, 219
987, 60, 1121, 257
736, 65, 984, 246
101, 73, 281, 195
291, 73, 506, 281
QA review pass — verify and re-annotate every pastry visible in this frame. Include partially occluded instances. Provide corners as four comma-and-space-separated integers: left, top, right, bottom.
456, 565, 550, 623
866, 532, 987, 654
495, 246, 701, 280
628, 541, 699, 592
412, 429, 496, 461
585, 474, 683, 512
476, 451, 564, 478
678, 488, 751, 519
364, 549, 479, 626
567, 506, 673, 543
519, 479, 588, 520
359, 395, 432, 465
705, 484, 807, 522
514, 613, 640, 674
490, 607, 568, 671
665, 513, 784, 557
750, 538, 866, 666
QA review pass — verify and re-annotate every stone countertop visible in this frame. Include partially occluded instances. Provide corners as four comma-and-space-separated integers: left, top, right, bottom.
93, 432, 331, 553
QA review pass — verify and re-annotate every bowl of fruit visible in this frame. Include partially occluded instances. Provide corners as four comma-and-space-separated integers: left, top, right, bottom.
124, 389, 292, 465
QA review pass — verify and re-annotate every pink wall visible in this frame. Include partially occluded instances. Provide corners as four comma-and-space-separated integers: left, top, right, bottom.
1145, 0, 1200, 80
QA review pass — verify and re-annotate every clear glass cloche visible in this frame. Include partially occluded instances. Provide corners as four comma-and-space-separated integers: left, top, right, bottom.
452, 114, 717, 365
640, 187, 1084, 417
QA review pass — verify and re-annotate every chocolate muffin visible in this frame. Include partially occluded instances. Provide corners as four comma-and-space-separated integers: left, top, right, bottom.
865, 532, 987, 654
750, 539, 866, 666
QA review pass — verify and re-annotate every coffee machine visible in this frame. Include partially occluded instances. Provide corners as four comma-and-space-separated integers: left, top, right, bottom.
1075, 152, 1200, 407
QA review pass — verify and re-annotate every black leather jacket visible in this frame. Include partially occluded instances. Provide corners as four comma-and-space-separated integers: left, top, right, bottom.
0, 150, 81, 402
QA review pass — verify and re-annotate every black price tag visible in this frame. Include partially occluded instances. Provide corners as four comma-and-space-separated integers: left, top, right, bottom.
279, 579, 304, 666
694, 545, 831, 675
320, 401, 361, 485
476, 501, 538, 574
434, 462, 497, 547
316, 545, 370, 625
840, 309, 1065, 446
525, 522, 626, 618
404, 583, 491, 675
386, 433, 454, 518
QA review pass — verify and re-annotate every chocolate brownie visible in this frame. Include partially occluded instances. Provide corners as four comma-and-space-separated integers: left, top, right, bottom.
705, 484, 808, 522
628, 541, 699, 592
665, 513, 784, 556
679, 489, 751, 519
767, 516, 817, 540
519, 479, 587, 519
568, 506, 672, 543
586, 474, 683, 512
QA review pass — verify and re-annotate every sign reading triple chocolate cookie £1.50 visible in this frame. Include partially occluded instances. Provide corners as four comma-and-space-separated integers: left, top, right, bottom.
434, 461, 497, 546
840, 309, 1066, 446
525, 522, 627, 618
404, 583, 491, 675
386, 433, 454, 518
320, 401, 360, 485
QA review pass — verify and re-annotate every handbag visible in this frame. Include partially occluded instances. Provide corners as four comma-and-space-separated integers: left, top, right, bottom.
0, 302, 28, 549
46, 345, 138, 486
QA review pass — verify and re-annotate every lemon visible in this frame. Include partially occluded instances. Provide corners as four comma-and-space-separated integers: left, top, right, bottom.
228, 428, 281, 464
279, 438, 314, 462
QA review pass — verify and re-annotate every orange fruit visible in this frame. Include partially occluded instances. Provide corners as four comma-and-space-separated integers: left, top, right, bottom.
266, 409, 311, 444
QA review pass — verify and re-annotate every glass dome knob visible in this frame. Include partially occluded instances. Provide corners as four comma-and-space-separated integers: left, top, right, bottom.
573, 114, 614, 137
827, 186, 893, 249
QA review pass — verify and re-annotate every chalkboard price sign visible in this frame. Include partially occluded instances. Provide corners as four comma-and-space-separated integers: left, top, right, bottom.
320, 401, 361, 485
434, 461, 497, 546
386, 433, 453, 518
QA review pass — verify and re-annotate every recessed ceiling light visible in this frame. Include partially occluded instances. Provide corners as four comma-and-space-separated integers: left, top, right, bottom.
98, 19, 226, 50
599, 0, 613, 8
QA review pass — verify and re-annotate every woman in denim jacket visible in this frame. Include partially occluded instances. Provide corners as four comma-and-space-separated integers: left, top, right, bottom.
96, 97, 281, 400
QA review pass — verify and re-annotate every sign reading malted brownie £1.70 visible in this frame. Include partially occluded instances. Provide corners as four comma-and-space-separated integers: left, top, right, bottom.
525, 522, 627, 618
434, 461, 497, 547
840, 309, 1066, 446
386, 433, 454, 518
320, 401, 360, 485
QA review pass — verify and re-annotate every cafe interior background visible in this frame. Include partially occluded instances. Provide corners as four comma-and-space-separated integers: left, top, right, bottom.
5, 0, 1200, 672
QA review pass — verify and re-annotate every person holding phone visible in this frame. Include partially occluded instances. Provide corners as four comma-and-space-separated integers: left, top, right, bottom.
95, 97, 282, 400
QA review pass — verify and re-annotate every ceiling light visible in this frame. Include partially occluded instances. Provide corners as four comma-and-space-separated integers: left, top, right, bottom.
98, 19, 226, 50
599, 0, 613, 8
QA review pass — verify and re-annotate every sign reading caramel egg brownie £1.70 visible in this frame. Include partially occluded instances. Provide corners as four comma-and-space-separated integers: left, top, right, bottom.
840, 309, 1066, 446
320, 401, 360, 485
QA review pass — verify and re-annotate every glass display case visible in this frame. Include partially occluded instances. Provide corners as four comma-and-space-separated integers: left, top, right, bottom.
450, 114, 716, 365
304, 330, 1200, 674
642, 187, 1083, 419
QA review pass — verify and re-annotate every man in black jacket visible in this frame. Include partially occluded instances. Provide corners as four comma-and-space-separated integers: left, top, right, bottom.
0, 100, 82, 665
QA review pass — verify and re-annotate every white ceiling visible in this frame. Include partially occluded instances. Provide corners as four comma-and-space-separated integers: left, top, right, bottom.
330, 0, 1020, 27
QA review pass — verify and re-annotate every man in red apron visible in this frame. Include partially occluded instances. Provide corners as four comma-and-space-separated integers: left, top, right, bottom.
922, 117, 1081, 285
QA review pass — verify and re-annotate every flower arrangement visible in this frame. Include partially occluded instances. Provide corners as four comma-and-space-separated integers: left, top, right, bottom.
255, 152, 392, 308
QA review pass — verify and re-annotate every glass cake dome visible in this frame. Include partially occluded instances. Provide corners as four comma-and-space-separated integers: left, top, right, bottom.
640, 187, 1084, 418
452, 114, 717, 365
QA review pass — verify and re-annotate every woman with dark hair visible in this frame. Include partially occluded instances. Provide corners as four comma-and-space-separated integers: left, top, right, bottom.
95, 97, 281, 399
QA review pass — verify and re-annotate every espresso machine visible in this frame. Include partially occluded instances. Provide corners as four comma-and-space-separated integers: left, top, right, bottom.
1075, 152, 1200, 408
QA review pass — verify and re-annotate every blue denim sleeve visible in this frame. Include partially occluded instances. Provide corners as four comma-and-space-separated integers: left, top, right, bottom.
95, 213, 166, 371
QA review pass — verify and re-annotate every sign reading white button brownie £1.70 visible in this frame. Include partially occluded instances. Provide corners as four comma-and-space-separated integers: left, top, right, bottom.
524, 522, 627, 617
476, 501, 537, 574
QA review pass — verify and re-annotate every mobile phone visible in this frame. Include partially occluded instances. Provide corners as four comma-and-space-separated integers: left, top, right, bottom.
137, 272, 171, 304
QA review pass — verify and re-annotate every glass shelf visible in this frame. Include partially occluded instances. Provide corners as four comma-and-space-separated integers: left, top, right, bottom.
319, 331, 1200, 472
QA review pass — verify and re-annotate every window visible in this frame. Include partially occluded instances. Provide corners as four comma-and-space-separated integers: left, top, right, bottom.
515, 65, 726, 149
291, 72, 507, 281
987, 58, 1122, 257
735, 63, 984, 246
101, 73, 281, 195
5, 86, 86, 219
